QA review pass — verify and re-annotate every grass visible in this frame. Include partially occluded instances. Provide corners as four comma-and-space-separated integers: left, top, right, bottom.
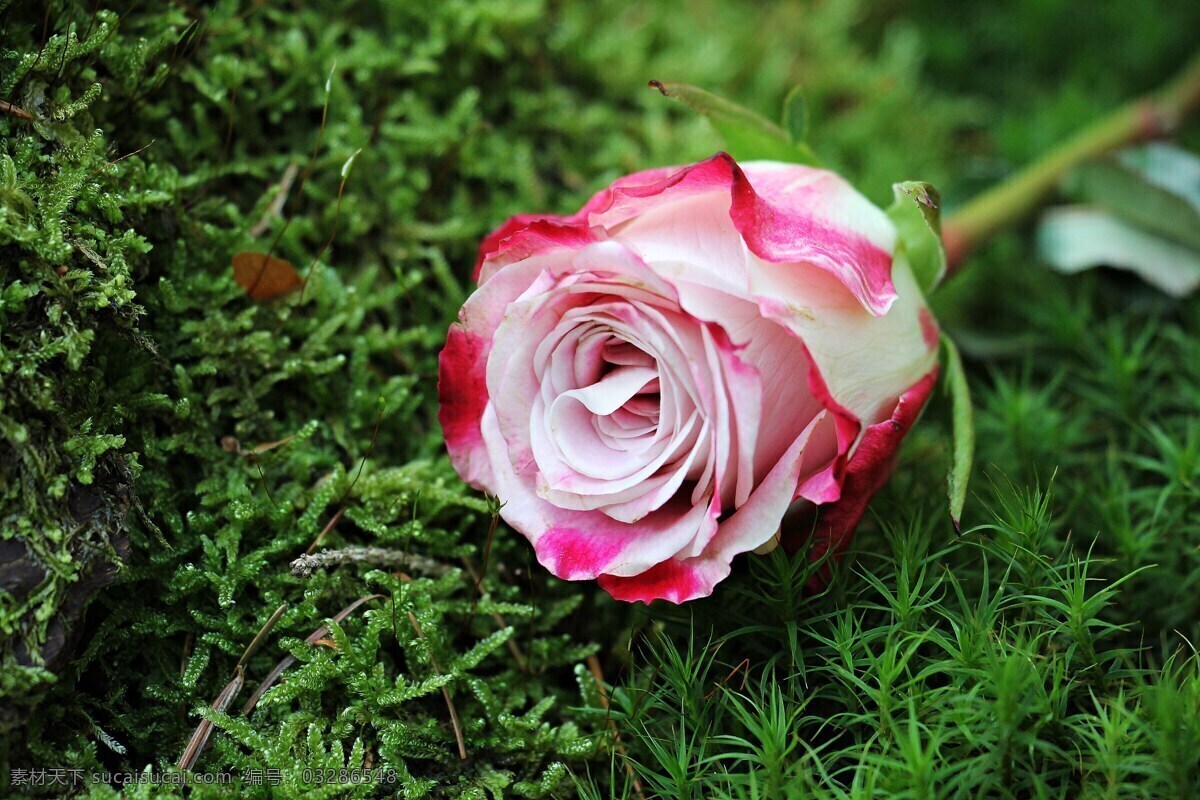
1, 0, 1199, 797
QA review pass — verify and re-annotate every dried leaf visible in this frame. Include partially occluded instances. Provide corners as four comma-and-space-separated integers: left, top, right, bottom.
232, 251, 303, 300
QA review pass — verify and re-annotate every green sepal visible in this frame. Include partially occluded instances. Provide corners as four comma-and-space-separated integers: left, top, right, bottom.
888, 181, 947, 294
941, 333, 974, 533
650, 80, 819, 165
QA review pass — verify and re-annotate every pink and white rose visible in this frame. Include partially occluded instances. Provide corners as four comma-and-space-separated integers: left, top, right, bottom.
438, 153, 940, 603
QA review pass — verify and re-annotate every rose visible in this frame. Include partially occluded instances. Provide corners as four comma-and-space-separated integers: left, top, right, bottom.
438, 153, 940, 603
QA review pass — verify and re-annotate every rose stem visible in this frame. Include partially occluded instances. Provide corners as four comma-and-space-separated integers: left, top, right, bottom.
942, 50, 1200, 274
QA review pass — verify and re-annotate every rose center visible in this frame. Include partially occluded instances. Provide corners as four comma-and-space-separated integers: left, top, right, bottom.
531, 301, 709, 519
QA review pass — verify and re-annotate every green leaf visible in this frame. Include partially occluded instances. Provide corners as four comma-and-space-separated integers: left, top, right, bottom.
941, 334, 974, 533
888, 181, 946, 294
1118, 142, 1200, 211
649, 80, 818, 165
1067, 145, 1200, 251
1037, 207, 1200, 297
782, 86, 809, 144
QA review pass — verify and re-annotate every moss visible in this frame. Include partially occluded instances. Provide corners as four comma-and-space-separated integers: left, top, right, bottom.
0, 1, 675, 793
4, 0, 1200, 797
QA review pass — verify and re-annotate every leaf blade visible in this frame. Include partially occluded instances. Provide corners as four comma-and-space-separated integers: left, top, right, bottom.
1036, 207, 1200, 297
941, 334, 974, 532
1068, 152, 1200, 250
650, 80, 818, 165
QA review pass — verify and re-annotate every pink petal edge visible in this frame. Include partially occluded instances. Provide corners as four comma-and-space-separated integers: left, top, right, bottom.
783, 367, 940, 588
475, 153, 898, 314
437, 325, 493, 490
597, 411, 826, 604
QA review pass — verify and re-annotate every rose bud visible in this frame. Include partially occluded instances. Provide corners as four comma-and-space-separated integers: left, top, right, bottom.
438, 154, 940, 603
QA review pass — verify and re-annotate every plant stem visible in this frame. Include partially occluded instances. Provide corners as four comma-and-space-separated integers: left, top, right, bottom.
943, 52, 1200, 273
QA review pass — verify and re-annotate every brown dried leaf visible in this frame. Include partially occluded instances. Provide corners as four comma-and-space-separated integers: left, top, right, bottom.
232, 251, 303, 300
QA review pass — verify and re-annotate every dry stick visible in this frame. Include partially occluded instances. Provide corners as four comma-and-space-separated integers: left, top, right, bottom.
179, 631, 195, 678
290, 547, 452, 580
0, 100, 32, 120
177, 666, 244, 772
943, 51, 1200, 274
54, 20, 73, 81
237, 603, 289, 670
241, 594, 383, 716
406, 607, 468, 761
586, 654, 645, 799
243, 62, 335, 296
81, 0, 102, 43
177, 603, 287, 770
704, 657, 751, 701
84, 140, 155, 180
296, 147, 362, 304
390, 571, 468, 761
248, 162, 300, 238
468, 505, 501, 620
303, 399, 385, 555
461, 555, 529, 672
253, 458, 277, 508
304, 505, 345, 555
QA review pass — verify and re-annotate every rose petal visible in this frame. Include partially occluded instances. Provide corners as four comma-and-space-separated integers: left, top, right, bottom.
480, 404, 720, 579
438, 325, 493, 490
782, 368, 939, 588
476, 217, 598, 283
598, 411, 825, 603
585, 154, 897, 315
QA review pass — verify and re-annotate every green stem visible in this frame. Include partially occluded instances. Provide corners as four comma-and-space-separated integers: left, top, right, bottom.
943, 52, 1200, 272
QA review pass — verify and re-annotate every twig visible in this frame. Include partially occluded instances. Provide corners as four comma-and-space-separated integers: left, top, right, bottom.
304, 506, 345, 555
704, 657, 751, 700
944, 51, 1200, 272
177, 603, 286, 769
248, 163, 299, 238
586, 654, 645, 799
85, 139, 155, 180
461, 555, 529, 672
297, 147, 362, 303
303, 399, 384, 555
237, 603, 288, 669
253, 458, 277, 508
469, 503, 501, 619
346, 398, 383, 496
235, 61, 334, 280
179, 631, 194, 678
241, 594, 383, 716
290, 547, 453, 579
0, 100, 32, 120
407, 609, 468, 761
177, 666, 244, 771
